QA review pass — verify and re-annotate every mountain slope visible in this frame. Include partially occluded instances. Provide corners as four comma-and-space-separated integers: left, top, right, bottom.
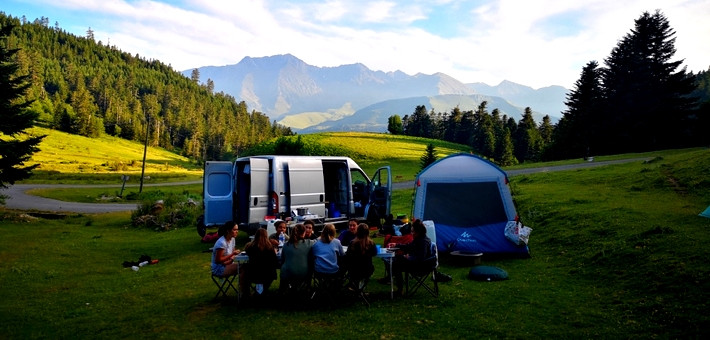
298, 94, 538, 133
187, 54, 476, 120
185, 54, 567, 131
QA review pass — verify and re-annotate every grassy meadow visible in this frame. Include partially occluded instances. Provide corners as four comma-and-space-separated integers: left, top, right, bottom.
22, 127, 203, 184
1, 129, 709, 338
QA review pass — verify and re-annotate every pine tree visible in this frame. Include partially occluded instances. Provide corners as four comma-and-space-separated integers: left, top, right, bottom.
404, 105, 432, 138
552, 61, 603, 159
602, 10, 697, 153
495, 128, 517, 166
513, 108, 542, 162
0, 23, 44, 198
420, 143, 438, 170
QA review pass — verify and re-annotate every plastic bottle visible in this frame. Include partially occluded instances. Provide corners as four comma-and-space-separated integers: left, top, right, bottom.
278, 232, 285, 247
139, 261, 149, 267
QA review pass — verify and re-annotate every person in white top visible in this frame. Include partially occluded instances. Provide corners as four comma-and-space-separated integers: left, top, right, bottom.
211, 221, 241, 277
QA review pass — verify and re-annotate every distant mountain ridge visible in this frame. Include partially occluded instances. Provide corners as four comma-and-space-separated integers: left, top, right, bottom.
184, 54, 567, 132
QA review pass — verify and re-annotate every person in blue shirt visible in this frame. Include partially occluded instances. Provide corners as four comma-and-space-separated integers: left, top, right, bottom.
312, 224, 345, 275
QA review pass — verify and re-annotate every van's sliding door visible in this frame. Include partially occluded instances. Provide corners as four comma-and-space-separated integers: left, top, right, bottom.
287, 158, 326, 217
248, 158, 270, 223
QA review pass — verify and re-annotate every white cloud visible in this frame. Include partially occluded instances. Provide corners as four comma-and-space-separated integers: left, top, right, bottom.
9, 0, 709, 89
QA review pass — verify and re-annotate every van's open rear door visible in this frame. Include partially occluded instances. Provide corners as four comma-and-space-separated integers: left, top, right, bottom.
203, 161, 234, 227
365, 166, 392, 225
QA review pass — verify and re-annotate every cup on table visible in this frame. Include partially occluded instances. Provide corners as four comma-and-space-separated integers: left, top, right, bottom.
376, 244, 381, 253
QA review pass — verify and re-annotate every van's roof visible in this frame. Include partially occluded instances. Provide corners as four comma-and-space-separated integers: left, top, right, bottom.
235, 155, 360, 167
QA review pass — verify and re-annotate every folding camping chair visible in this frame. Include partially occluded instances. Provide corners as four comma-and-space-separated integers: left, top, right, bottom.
404, 243, 439, 298
347, 276, 371, 307
211, 272, 239, 301
345, 257, 374, 308
310, 271, 344, 308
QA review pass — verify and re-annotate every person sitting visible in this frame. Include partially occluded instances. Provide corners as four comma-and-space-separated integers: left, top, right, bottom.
211, 221, 241, 277
337, 218, 358, 246
312, 224, 345, 276
268, 219, 290, 247
242, 228, 279, 297
346, 223, 377, 286
303, 219, 318, 240
280, 223, 316, 293
380, 214, 396, 236
389, 219, 432, 296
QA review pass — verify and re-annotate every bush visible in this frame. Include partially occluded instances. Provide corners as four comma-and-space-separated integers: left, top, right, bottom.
130, 192, 200, 231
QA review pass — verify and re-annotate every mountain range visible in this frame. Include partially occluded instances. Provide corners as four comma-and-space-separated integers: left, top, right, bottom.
183, 54, 568, 132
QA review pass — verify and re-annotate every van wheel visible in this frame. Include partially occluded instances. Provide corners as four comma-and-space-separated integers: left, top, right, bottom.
196, 215, 206, 237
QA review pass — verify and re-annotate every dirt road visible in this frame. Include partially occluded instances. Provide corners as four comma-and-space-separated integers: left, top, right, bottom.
392, 157, 649, 190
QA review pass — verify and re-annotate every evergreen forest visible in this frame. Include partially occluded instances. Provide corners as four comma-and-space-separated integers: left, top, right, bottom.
0, 13, 292, 162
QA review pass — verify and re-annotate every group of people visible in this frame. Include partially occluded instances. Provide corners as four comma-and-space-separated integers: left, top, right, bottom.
210, 217, 433, 299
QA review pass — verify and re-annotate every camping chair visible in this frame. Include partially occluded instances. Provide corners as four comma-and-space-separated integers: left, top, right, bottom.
345, 256, 374, 308
310, 270, 344, 308
244, 264, 274, 301
346, 276, 371, 307
404, 243, 439, 298
211, 272, 239, 301
310, 251, 346, 308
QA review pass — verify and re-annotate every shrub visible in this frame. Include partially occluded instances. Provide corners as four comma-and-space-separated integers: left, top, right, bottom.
130, 192, 200, 231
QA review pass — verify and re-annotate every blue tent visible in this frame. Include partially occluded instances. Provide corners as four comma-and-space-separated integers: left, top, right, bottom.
700, 205, 710, 219
412, 153, 529, 257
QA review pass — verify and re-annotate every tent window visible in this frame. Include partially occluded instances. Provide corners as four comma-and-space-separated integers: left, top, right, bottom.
423, 182, 507, 227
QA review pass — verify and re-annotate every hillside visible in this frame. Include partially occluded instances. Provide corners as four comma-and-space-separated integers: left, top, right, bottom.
19, 127, 476, 185
22, 127, 202, 182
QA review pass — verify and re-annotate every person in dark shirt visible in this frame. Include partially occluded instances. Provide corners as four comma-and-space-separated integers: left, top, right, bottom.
303, 219, 318, 240
338, 218, 358, 246
389, 219, 432, 296
242, 228, 279, 296
346, 223, 377, 285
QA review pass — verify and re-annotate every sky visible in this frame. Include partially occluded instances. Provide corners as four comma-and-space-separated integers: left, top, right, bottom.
2, 0, 709, 89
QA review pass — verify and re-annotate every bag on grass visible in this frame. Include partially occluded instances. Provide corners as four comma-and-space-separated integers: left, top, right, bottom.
504, 221, 532, 246
202, 232, 219, 243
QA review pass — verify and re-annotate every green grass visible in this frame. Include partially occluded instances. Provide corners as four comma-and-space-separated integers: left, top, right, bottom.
2, 147, 709, 338
21, 127, 202, 183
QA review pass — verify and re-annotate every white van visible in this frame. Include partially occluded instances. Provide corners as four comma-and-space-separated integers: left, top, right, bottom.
200, 155, 391, 235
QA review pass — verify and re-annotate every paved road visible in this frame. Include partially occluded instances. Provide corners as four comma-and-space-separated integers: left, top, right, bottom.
391, 157, 649, 190
3, 158, 648, 213
2, 181, 201, 214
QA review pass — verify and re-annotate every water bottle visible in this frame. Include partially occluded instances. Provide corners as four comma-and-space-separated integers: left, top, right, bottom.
278, 232, 285, 247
